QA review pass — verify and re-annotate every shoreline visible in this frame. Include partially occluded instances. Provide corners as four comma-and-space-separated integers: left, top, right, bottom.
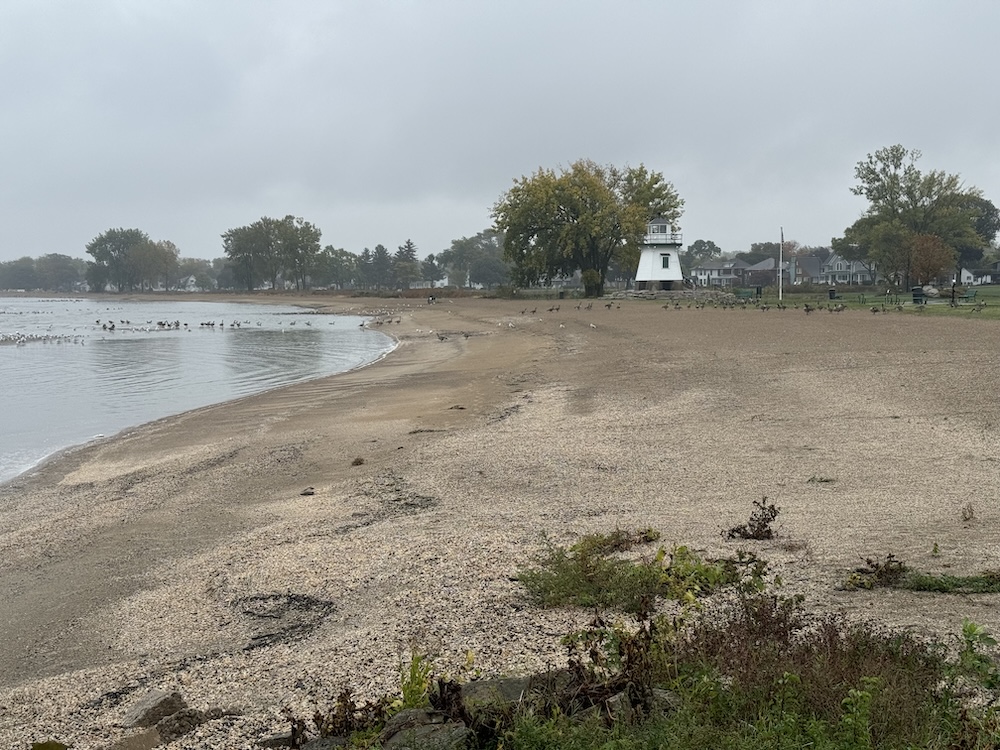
0, 294, 398, 488
2, 297, 1000, 749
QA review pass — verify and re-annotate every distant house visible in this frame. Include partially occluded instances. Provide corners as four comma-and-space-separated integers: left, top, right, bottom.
176, 275, 208, 292
958, 267, 993, 286
818, 254, 878, 285
743, 257, 789, 287
691, 258, 749, 287
634, 219, 684, 290
787, 255, 823, 285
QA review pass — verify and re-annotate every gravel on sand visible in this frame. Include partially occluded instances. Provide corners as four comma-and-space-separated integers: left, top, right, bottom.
2, 296, 999, 748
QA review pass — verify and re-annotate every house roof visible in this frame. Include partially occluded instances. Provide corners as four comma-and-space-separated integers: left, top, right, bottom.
746, 258, 789, 271
692, 259, 750, 271
795, 256, 822, 278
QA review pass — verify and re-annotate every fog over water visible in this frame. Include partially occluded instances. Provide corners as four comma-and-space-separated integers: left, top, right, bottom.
0, 297, 394, 484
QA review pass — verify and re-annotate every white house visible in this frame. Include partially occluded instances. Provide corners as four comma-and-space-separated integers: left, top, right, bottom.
634, 219, 683, 290
956, 267, 993, 286
818, 254, 878, 285
691, 259, 749, 287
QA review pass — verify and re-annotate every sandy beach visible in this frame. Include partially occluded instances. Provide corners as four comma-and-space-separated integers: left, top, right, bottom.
2, 294, 999, 749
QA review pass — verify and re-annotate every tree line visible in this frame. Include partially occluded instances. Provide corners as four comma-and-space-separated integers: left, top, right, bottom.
490, 150, 997, 293
0, 221, 511, 293
4, 147, 996, 294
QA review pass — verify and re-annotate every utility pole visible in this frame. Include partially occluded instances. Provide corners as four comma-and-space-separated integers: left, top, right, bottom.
778, 227, 784, 301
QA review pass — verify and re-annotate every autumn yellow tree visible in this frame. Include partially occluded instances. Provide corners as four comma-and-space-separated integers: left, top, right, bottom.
492, 160, 683, 297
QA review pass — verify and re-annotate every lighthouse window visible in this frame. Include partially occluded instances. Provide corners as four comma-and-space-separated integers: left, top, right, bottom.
661, 255, 670, 269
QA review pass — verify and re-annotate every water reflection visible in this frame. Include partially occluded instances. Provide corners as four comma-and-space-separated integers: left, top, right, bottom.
0, 298, 394, 482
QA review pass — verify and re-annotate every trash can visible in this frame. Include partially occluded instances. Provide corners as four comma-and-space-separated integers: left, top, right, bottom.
911, 286, 925, 305
558, 291, 565, 299
755, 286, 763, 298
828, 288, 837, 300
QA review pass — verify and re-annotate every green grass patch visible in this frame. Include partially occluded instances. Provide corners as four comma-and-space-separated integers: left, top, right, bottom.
845, 554, 1000, 594
517, 531, 758, 615
903, 571, 1000, 594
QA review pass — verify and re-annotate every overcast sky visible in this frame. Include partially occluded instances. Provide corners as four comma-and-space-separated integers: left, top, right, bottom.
2, 1, 997, 264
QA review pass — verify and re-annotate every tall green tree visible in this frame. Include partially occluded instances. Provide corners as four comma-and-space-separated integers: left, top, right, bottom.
86, 227, 151, 292
0, 257, 39, 290
438, 229, 508, 288
222, 224, 264, 291
253, 217, 284, 290
468, 230, 509, 288
438, 236, 477, 288
421, 253, 446, 288
315, 246, 358, 289
371, 244, 393, 290
356, 248, 374, 289
493, 159, 683, 297
841, 145, 984, 287
278, 215, 322, 290
393, 239, 421, 289
35, 253, 82, 291
153, 240, 180, 290
954, 195, 1000, 279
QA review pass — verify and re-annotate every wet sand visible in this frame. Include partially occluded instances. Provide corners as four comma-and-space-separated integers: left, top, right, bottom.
2, 295, 999, 748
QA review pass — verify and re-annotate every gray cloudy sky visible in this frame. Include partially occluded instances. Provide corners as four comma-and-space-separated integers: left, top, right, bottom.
2, 1, 997, 263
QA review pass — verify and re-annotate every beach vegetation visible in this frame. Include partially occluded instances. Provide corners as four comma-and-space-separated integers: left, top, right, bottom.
286, 524, 1000, 749
396, 650, 434, 711
292, 590, 1000, 749
492, 159, 684, 297
516, 529, 766, 615
725, 497, 780, 540
844, 553, 1000, 595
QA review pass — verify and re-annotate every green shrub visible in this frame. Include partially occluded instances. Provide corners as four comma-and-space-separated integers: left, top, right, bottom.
517, 532, 746, 615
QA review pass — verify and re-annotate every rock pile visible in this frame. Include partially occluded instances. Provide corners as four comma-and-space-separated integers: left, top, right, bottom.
260, 671, 680, 749
106, 689, 241, 749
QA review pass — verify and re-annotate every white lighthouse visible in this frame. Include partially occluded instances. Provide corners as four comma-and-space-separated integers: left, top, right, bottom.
634, 218, 683, 291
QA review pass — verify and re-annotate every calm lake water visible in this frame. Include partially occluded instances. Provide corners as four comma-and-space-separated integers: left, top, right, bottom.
0, 297, 395, 484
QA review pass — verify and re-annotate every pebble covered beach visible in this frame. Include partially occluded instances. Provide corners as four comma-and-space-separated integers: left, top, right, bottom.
2, 295, 999, 748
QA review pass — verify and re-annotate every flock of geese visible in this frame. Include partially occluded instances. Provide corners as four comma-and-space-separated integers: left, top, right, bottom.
0, 311, 336, 347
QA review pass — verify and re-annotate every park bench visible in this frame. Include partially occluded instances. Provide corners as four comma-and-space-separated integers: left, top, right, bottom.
957, 289, 978, 303
734, 289, 755, 300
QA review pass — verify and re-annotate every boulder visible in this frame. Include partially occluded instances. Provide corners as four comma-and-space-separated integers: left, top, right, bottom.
257, 730, 295, 748
156, 708, 208, 743
301, 737, 349, 749
123, 690, 187, 728
382, 722, 472, 750
459, 676, 530, 706
104, 728, 160, 750
378, 709, 472, 750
